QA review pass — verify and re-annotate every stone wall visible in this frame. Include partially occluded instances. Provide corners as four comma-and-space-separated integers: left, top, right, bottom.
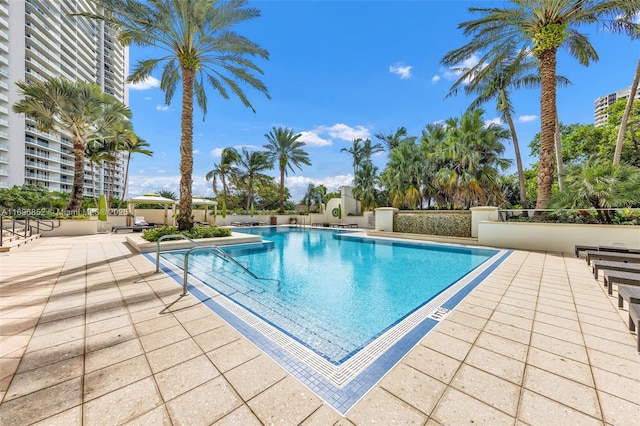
394, 211, 471, 237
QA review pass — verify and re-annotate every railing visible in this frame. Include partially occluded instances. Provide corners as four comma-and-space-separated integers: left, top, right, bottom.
0, 215, 60, 246
155, 234, 278, 296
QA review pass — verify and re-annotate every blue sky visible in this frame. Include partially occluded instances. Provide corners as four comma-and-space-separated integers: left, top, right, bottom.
125, 0, 640, 202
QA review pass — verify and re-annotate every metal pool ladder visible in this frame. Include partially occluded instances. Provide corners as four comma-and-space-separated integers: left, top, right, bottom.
155, 234, 278, 296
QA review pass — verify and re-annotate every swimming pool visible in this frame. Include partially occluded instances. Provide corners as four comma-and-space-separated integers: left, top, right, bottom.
154, 227, 510, 413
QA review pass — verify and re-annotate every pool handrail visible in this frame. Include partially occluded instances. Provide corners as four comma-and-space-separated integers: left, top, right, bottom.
155, 233, 278, 295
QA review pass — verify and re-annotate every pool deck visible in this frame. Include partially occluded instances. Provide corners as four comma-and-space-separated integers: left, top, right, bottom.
1, 234, 639, 425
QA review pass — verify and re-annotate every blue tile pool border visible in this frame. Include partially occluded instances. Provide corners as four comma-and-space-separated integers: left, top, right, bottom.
145, 248, 512, 415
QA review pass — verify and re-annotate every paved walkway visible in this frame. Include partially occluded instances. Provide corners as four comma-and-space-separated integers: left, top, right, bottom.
0, 234, 638, 425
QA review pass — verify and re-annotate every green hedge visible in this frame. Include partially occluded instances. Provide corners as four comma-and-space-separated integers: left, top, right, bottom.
142, 225, 232, 242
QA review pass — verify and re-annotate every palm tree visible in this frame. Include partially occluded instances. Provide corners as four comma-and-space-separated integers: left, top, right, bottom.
263, 127, 311, 214
374, 126, 416, 153
441, 0, 639, 210
235, 147, 272, 212
381, 140, 425, 209
85, 142, 116, 207
120, 136, 152, 208
13, 77, 132, 211
302, 183, 324, 213
614, 59, 640, 165
205, 147, 240, 212
341, 138, 383, 180
549, 159, 640, 223
353, 160, 380, 212
87, 0, 270, 230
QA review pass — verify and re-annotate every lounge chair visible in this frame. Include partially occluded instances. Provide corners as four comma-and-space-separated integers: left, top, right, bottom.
603, 270, 640, 295
585, 250, 640, 266
112, 216, 156, 233
617, 284, 640, 309
627, 303, 640, 353
592, 260, 640, 279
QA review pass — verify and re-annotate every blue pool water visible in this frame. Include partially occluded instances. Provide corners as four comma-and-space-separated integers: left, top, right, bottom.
161, 227, 498, 363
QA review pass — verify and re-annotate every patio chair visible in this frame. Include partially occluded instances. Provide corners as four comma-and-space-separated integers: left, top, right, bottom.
603, 270, 640, 295
592, 260, 640, 279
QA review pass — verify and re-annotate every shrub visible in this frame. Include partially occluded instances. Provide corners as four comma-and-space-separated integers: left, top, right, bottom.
141, 225, 231, 242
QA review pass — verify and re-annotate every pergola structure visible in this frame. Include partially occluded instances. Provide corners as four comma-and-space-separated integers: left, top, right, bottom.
126, 193, 176, 226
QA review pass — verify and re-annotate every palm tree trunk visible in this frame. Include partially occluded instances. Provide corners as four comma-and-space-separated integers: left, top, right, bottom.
246, 177, 253, 212
120, 153, 132, 208
279, 167, 285, 214
177, 68, 195, 230
614, 59, 640, 165
504, 108, 527, 207
221, 173, 227, 207
90, 161, 98, 208
68, 137, 85, 212
535, 49, 558, 213
555, 111, 564, 191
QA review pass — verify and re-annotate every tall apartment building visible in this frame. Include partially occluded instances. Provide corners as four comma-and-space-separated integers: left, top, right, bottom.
0, 0, 129, 201
594, 85, 640, 127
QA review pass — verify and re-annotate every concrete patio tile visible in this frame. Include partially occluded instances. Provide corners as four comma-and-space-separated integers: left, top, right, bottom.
26, 325, 84, 353
123, 406, 172, 425
474, 332, 528, 362
170, 302, 215, 324
430, 387, 514, 425
533, 311, 581, 332
154, 354, 220, 401
453, 302, 493, 319
85, 338, 144, 374
214, 405, 263, 426
576, 305, 623, 322
138, 325, 190, 353
192, 325, 242, 353
379, 362, 447, 416
420, 330, 472, 361
465, 295, 499, 310
84, 355, 151, 402
346, 386, 428, 424
85, 324, 137, 353
464, 346, 525, 385
523, 365, 600, 418
5, 355, 83, 401
224, 354, 288, 401
83, 377, 162, 426
0, 335, 30, 358
248, 375, 322, 425
146, 338, 204, 374
494, 303, 535, 320
517, 389, 601, 426
181, 313, 227, 336
451, 364, 519, 416
586, 348, 640, 381
483, 321, 531, 345
499, 296, 537, 311
299, 404, 344, 425
0, 358, 20, 384
590, 367, 640, 404
16, 339, 84, 374
526, 347, 593, 387
445, 309, 489, 330
85, 314, 133, 337
403, 344, 462, 384
532, 321, 584, 346
582, 334, 638, 362
85, 305, 128, 324
31, 406, 82, 425
432, 320, 481, 344
0, 317, 38, 336
580, 322, 635, 344
597, 390, 640, 426
0, 377, 82, 426
133, 315, 180, 336
535, 303, 578, 320
206, 338, 262, 373
491, 310, 533, 331
529, 333, 588, 364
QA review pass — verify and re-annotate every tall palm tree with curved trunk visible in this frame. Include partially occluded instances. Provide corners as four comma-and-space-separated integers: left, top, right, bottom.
86, 0, 270, 230
205, 147, 240, 212
264, 127, 311, 213
235, 147, 272, 212
120, 136, 152, 207
442, 0, 639, 210
13, 77, 132, 212
341, 138, 383, 180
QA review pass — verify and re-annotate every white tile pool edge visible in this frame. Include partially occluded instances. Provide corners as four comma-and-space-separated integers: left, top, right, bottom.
146, 243, 511, 415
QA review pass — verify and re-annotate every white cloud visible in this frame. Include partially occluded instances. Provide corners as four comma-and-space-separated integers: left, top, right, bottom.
155, 105, 170, 111
298, 131, 332, 147
130, 76, 160, 90
193, 149, 201, 155
144, 96, 152, 101
127, 174, 215, 199
324, 123, 370, 141
517, 114, 538, 123
389, 63, 413, 79
442, 54, 482, 82
431, 75, 441, 83
285, 174, 354, 202
211, 148, 224, 157
484, 117, 504, 127
210, 144, 262, 158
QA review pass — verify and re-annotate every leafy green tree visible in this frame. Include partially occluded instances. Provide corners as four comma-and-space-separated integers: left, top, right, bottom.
353, 160, 380, 212
158, 190, 177, 200
13, 77, 132, 211
549, 159, 640, 223
120, 135, 152, 207
206, 147, 240, 215
374, 126, 416, 153
442, 0, 639, 211
85, 142, 116, 207
263, 127, 311, 213
233, 148, 272, 212
87, 0, 270, 230
301, 183, 325, 213
381, 140, 425, 209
